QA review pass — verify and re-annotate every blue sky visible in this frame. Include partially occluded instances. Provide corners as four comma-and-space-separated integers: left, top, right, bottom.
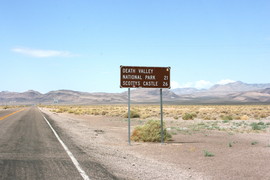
1, 0, 269, 93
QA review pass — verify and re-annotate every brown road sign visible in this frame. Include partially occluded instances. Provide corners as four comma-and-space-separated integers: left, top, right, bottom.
120, 66, 170, 88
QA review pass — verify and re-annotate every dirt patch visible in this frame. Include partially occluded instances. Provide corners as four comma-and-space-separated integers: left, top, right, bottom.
40, 108, 270, 180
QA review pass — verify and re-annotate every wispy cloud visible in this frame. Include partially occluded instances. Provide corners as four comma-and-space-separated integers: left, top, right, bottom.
216, 79, 236, 85
172, 79, 235, 89
194, 80, 213, 89
171, 80, 213, 89
12, 47, 75, 58
171, 81, 181, 89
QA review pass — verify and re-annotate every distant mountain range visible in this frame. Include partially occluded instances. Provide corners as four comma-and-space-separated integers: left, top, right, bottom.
1, 81, 270, 105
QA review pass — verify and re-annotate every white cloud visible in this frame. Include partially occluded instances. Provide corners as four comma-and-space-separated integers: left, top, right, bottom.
181, 82, 194, 88
172, 80, 213, 89
171, 81, 181, 89
12, 47, 75, 58
194, 80, 213, 89
216, 79, 236, 85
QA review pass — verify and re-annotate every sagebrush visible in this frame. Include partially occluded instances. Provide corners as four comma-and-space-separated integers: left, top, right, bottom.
131, 120, 172, 142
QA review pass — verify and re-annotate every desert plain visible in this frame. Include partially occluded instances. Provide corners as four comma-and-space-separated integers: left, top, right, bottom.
19, 104, 269, 180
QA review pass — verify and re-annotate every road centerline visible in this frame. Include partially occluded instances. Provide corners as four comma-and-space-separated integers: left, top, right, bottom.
39, 110, 90, 180
0, 108, 25, 121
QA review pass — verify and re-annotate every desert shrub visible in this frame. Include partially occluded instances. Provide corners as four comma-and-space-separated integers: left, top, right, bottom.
68, 109, 74, 114
203, 116, 211, 120
250, 122, 267, 130
72, 111, 79, 115
101, 111, 108, 115
125, 111, 140, 118
221, 110, 228, 114
240, 115, 249, 120
260, 114, 267, 119
3, 106, 9, 109
182, 113, 197, 120
251, 141, 258, 145
204, 150, 214, 157
55, 108, 66, 113
131, 120, 172, 142
220, 115, 233, 121
141, 114, 151, 119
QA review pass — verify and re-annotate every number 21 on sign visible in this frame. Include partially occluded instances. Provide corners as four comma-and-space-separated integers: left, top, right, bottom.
164, 76, 169, 80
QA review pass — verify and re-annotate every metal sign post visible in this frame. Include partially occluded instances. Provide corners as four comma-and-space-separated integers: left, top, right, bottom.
128, 88, 131, 145
160, 88, 164, 144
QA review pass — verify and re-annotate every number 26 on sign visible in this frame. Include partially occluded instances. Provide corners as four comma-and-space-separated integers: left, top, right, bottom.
163, 82, 168, 87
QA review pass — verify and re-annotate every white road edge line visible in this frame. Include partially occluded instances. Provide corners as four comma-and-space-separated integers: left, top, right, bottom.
39, 110, 90, 180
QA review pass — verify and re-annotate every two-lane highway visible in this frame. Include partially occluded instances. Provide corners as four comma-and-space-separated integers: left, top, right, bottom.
0, 107, 118, 180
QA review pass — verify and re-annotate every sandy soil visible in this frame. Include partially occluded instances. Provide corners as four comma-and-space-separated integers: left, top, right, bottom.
40, 108, 270, 180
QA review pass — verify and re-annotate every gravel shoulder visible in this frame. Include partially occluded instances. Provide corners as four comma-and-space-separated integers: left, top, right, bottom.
40, 108, 270, 180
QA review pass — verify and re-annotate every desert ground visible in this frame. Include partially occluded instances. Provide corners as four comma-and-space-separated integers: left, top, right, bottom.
35, 105, 270, 179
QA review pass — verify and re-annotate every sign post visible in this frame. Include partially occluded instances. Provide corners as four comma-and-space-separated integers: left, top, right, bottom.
160, 88, 164, 143
120, 66, 170, 145
128, 88, 131, 145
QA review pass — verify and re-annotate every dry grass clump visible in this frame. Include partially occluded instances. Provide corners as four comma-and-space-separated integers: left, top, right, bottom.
124, 111, 140, 118
182, 112, 197, 120
240, 115, 249, 120
131, 120, 172, 142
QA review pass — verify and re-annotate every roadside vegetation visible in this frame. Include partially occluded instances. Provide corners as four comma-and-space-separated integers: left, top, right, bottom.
40, 104, 270, 134
131, 120, 172, 142
168, 120, 270, 135
42, 104, 270, 121
204, 150, 215, 157
0, 105, 26, 110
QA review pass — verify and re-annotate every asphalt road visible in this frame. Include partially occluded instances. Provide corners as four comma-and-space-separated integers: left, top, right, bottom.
0, 107, 118, 180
